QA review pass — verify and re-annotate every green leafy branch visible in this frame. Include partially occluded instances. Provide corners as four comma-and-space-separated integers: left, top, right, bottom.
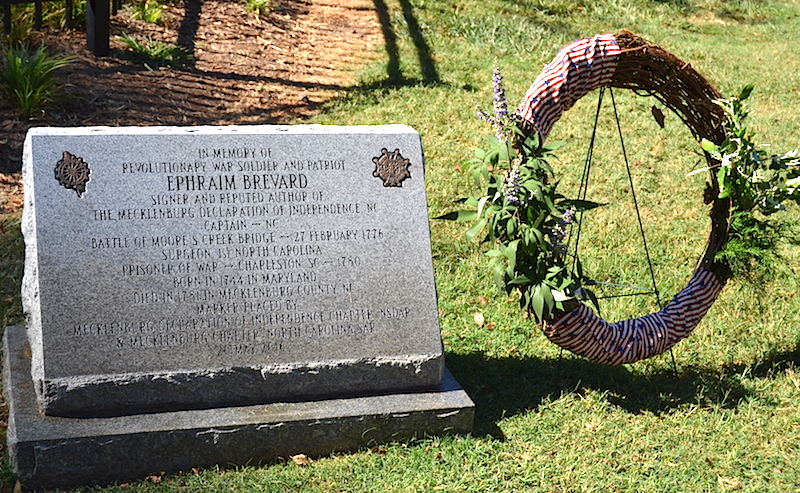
695, 85, 800, 281
442, 124, 601, 322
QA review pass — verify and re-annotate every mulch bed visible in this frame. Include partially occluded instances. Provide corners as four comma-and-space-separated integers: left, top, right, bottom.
0, 0, 382, 212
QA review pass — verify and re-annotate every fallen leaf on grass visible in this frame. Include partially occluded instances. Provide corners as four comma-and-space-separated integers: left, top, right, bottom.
291, 454, 312, 466
146, 474, 163, 483
425, 442, 439, 451
717, 476, 742, 491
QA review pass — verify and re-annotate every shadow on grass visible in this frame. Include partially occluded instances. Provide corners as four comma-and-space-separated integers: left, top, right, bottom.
447, 343, 800, 438
0, 214, 24, 329
371, 0, 440, 87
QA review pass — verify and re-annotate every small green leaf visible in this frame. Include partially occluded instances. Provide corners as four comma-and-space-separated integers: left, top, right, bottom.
434, 210, 478, 221
582, 287, 601, 317
738, 84, 754, 101
520, 289, 532, 311
544, 194, 557, 213
463, 197, 481, 208
509, 274, 532, 286
506, 218, 517, 237
559, 199, 604, 212
476, 195, 490, 218
485, 134, 501, 148
531, 286, 545, 322
541, 284, 554, 311
717, 167, 732, 198
535, 225, 548, 243
701, 139, 722, 160
492, 264, 506, 291
521, 178, 544, 190
465, 218, 487, 243
505, 239, 519, 263
575, 257, 585, 280
542, 140, 563, 152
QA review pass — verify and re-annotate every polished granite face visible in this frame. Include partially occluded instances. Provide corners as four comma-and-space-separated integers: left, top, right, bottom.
21, 124, 443, 417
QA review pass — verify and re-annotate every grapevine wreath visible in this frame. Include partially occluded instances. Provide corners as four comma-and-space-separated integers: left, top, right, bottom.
448, 31, 800, 365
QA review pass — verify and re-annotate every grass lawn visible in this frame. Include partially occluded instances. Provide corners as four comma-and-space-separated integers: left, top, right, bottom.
3, 0, 800, 491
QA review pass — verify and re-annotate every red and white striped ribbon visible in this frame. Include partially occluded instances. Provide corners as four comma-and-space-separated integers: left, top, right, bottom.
515, 33, 620, 142
543, 269, 723, 365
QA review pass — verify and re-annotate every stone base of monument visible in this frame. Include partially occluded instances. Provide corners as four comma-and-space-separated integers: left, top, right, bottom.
4, 326, 474, 491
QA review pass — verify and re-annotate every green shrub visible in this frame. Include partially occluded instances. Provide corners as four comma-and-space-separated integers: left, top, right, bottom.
127, 0, 167, 25
119, 33, 192, 70
1, 5, 37, 47
243, 0, 272, 17
0, 43, 74, 118
0, 1, 86, 43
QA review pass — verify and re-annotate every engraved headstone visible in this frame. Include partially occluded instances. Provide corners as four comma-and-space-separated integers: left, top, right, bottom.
5, 125, 473, 490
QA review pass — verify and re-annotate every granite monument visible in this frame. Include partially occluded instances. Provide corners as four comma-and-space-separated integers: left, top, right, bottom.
4, 125, 474, 490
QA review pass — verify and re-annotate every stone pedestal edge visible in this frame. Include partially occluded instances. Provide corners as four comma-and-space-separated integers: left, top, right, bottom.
4, 326, 474, 491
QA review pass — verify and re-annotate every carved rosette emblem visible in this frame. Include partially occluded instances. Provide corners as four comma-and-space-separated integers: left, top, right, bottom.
54, 151, 91, 197
372, 148, 411, 187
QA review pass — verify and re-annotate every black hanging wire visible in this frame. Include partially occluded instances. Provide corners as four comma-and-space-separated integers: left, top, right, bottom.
609, 87, 663, 309
567, 86, 677, 370
567, 87, 606, 309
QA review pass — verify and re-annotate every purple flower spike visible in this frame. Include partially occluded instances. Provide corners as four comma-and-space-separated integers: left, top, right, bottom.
492, 67, 508, 121
550, 206, 577, 255
477, 67, 514, 143
503, 164, 522, 204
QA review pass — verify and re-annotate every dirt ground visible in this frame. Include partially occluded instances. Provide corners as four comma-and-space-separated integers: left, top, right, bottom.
0, 0, 383, 213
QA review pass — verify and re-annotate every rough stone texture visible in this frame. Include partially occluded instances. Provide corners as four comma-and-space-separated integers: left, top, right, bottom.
22, 125, 444, 417
4, 326, 474, 491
